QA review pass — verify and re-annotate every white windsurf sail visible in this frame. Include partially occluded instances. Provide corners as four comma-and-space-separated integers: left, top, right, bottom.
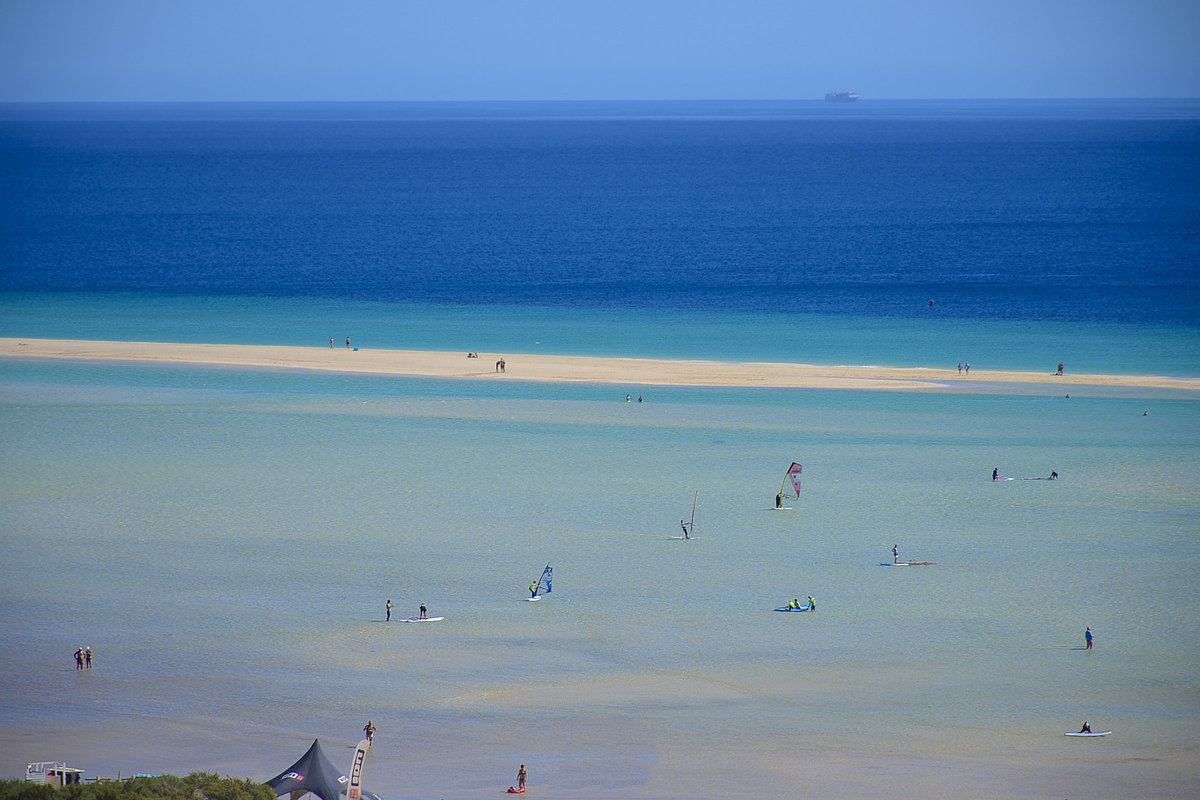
681, 490, 698, 538
780, 462, 802, 502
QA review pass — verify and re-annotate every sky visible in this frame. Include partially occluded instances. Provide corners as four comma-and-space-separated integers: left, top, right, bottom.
1, 0, 1198, 102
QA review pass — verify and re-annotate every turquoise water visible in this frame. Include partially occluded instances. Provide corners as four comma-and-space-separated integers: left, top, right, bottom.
1, 355, 1197, 798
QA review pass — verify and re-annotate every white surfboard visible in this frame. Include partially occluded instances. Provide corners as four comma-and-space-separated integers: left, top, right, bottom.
527, 596, 541, 602
399, 616, 444, 623
1064, 731, 1111, 737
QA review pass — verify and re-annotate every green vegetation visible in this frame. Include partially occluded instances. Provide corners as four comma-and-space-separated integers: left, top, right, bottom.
0, 774, 276, 800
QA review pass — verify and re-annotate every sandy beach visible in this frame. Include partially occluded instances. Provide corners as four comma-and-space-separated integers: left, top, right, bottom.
3, 338, 1197, 393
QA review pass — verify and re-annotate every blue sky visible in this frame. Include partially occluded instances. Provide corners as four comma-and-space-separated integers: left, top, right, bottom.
1, 0, 1198, 101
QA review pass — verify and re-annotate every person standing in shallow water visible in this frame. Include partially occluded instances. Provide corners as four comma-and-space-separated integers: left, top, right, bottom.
386, 599, 392, 622
1085, 627, 1093, 650
517, 764, 526, 791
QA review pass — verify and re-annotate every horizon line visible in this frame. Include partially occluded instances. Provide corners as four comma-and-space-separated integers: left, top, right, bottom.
3, 96, 1200, 105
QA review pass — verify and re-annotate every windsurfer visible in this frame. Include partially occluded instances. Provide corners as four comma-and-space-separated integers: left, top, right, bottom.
680, 519, 690, 539
775, 493, 782, 509
530, 581, 539, 599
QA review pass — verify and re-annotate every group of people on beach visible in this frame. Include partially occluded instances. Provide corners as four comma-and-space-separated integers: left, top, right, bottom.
73, 646, 92, 670
329, 337, 352, 349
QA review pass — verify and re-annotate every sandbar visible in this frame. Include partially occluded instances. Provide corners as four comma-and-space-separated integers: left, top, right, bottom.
2, 337, 1198, 394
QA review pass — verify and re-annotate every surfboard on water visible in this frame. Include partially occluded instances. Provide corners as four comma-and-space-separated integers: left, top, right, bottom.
993, 476, 1015, 481
399, 617, 444, 623
880, 561, 936, 566
1064, 731, 1111, 737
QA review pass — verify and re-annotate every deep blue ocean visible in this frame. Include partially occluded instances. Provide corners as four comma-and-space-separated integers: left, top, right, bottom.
1, 99, 1199, 372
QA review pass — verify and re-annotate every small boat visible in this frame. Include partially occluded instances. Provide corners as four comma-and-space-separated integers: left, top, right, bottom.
774, 603, 814, 612
824, 91, 859, 102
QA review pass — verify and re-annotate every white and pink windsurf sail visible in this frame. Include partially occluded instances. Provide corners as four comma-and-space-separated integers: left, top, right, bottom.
780, 462, 803, 501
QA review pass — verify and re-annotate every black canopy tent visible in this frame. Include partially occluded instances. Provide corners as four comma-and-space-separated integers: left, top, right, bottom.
266, 739, 383, 800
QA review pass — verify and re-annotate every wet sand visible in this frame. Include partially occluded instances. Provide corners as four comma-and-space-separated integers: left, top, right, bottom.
3, 338, 1198, 393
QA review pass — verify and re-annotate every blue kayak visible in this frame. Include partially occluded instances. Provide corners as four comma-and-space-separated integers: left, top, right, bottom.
774, 604, 814, 612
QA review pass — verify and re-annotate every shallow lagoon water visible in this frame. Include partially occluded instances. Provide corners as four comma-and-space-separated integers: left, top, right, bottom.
1, 357, 1197, 798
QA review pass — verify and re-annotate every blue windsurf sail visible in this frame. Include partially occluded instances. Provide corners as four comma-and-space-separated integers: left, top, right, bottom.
534, 564, 552, 596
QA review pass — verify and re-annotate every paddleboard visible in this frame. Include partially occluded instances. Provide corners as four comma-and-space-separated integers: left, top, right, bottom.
1064, 731, 1111, 737
666, 535, 696, 540
399, 617, 444, 623
772, 507, 793, 511
880, 561, 936, 566
993, 476, 1015, 482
